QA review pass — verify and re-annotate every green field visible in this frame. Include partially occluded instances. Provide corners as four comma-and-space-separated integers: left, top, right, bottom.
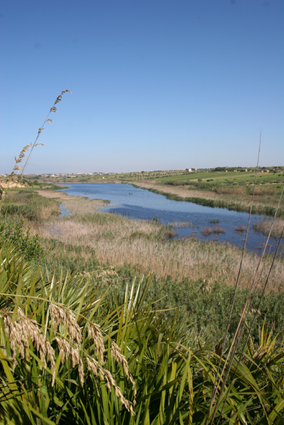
158, 169, 284, 185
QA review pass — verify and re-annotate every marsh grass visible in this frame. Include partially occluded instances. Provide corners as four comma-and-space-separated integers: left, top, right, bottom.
37, 189, 111, 214
234, 225, 246, 233
253, 218, 284, 238
9, 188, 284, 292
167, 220, 197, 228
213, 185, 247, 196
0, 91, 141, 423
133, 180, 284, 217
29, 201, 284, 292
201, 225, 225, 236
1, 189, 61, 221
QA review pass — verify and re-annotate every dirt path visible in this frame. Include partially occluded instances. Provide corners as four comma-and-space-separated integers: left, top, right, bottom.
132, 181, 222, 200
37, 190, 108, 215
37, 190, 71, 200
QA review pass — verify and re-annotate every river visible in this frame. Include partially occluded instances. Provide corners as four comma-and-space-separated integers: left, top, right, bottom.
59, 182, 282, 254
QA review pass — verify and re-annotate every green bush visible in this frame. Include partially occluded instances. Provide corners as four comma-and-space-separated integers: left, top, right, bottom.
0, 220, 44, 263
1, 203, 40, 221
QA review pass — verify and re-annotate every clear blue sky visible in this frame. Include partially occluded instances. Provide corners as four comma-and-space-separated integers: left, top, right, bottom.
1, 0, 283, 174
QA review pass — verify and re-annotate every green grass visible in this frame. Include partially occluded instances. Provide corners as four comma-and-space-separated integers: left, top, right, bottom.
1, 227, 284, 424
157, 172, 284, 199
1, 189, 61, 221
158, 170, 284, 185
40, 237, 284, 342
136, 185, 283, 216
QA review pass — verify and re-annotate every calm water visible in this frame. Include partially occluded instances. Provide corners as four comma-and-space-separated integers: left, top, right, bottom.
59, 182, 282, 254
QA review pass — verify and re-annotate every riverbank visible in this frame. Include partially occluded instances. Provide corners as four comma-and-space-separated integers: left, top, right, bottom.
23, 189, 282, 292
129, 180, 284, 217
2, 187, 284, 343
40, 167, 284, 217
2, 187, 283, 291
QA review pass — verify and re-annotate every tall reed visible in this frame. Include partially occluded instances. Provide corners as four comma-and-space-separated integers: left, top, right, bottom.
0, 90, 71, 221
205, 134, 284, 424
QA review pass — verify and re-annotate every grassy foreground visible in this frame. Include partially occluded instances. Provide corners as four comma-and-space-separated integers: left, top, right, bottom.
1, 185, 284, 423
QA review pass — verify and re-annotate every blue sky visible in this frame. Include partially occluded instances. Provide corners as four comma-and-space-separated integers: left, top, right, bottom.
1, 0, 283, 174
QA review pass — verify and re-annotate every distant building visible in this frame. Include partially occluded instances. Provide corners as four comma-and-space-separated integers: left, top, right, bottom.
185, 168, 192, 172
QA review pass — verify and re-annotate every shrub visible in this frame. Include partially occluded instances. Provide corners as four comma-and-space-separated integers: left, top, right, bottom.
0, 220, 44, 263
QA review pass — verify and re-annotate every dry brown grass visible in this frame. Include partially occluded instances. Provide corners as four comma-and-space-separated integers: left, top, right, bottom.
37, 190, 107, 215
135, 181, 220, 200
253, 218, 284, 238
234, 225, 246, 233
214, 186, 247, 196
32, 190, 284, 292
201, 226, 225, 236
252, 186, 277, 196
133, 181, 282, 212
0, 181, 26, 189
38, 219, 283, 292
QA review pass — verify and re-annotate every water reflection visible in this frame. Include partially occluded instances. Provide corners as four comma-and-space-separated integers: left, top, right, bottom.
58, 183, 283, 255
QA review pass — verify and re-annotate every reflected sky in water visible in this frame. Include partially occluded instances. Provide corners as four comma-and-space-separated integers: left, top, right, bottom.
59, 183, 283, 255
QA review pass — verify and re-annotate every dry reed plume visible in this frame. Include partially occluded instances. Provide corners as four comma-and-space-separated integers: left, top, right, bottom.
1, 90, 72, 218
1, 303, 136, 413
2, 307, 56, 377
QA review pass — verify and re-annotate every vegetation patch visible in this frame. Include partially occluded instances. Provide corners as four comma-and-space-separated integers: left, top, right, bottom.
167, 220, 197, 228
235, 225, 246, 233
201, 225, 225, 236
253, 219, 284, 238
134, 185, 283, 217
